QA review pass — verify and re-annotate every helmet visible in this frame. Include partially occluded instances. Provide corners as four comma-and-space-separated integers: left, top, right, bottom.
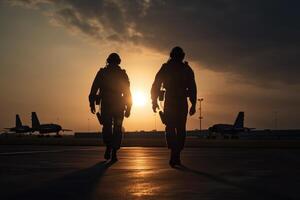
107, 53, 121, 65
170, 46, 185, 61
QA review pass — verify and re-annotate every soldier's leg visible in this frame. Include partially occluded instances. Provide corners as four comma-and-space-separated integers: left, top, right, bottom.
174, 108, 188, 165
165, 126, 177, 149
102, 115, 113, 146
164, 100, 183, 166
102, 115, 113, 160
111, 114, 124, 161
174, 124, 186, 165
176, 123, 187, 152
166, 125, 177, 166
112, 115, 123, 150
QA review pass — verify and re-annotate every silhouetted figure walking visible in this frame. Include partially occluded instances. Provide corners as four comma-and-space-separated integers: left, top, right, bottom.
89, 53, 132, 162
151, 47, 197, 167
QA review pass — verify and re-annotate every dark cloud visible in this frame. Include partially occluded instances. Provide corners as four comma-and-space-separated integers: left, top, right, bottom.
10, 0, 300, 84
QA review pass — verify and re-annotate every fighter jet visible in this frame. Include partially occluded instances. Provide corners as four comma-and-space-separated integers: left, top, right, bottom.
208, 112, 255, 138
4, 114, 31, 134
31, 112, 72, 136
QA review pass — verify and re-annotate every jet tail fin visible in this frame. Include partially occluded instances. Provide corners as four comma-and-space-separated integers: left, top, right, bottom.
31, 112, 40, 128
233, 112, 244, 128
16, 114, 22, 128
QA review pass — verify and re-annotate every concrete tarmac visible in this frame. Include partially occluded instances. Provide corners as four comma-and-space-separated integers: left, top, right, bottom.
1, 145, 300, 200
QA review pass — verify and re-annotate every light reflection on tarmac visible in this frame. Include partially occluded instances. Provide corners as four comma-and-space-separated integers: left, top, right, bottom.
1, 146, 300, 200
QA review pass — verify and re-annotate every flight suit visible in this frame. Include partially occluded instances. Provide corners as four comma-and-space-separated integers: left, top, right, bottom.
89, 65, 132, 150
151, 59, 197, 151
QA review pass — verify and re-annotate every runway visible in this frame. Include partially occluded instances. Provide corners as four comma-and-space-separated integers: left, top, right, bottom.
1, 145, 300, 200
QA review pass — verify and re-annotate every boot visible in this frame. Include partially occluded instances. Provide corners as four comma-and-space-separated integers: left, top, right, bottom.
169, 149, 176, 167
174, 150, 182, 166
104, 146, 112, 160
111, 148, 118, 162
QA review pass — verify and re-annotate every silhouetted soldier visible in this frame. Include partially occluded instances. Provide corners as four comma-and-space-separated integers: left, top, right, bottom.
151, 47, 197, 167
89, 53, 132, 161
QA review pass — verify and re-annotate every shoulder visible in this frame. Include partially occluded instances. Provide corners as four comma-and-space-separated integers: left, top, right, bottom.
118, 66, 127, 75
97, 67, 106, 74
94, 67, 108, 80
183, 61, 195, 76
184, 61, 193, 72
118, 66, 129, 79
160, 63, 169, 72
121, 68, 127, 74
162, 62, 168, 68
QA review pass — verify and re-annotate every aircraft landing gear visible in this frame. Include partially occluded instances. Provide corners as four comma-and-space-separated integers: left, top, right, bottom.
54, 132, 62, 138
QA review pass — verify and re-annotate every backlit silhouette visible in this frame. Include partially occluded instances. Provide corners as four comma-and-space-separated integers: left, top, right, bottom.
31, 112, 72, 136
151, 46, 197, 167
89, 53, 132, 161
4, 114, 31, 134
208, 112, 255, 138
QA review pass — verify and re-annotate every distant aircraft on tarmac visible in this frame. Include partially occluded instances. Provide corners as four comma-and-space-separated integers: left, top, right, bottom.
3, 114, 31, 134
208, 112, 255, 138
31, 112, 72, 136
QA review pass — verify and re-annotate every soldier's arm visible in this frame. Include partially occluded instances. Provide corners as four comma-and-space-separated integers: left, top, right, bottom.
187, 65, 197, 106
89, 70, 102, 107
122, 70, 132, 112
151, 65, 165, 105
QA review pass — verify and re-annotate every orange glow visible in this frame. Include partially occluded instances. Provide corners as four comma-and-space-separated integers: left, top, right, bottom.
132, 90, 147, 107
126, 148, 161, 197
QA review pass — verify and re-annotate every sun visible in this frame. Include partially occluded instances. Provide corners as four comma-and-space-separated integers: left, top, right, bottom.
133, 90, 147, 107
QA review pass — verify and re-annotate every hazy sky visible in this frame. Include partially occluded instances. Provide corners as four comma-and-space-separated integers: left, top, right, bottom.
1, 0, 300, 132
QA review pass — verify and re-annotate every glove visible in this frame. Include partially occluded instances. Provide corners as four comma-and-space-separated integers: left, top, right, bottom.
125, 109, 131, 118
90, 105, 96, 114
152, 102, 159, 113
189, 105, 196, 116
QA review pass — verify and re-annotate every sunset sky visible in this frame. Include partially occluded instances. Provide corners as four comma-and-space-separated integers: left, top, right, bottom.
1, 0, 300, 132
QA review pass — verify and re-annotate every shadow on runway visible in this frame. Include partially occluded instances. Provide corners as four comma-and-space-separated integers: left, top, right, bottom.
10, 160, 116, 200
174, 165, 293, 200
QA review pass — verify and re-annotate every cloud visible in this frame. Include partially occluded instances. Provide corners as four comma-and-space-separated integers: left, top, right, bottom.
9, 0, 300, 85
